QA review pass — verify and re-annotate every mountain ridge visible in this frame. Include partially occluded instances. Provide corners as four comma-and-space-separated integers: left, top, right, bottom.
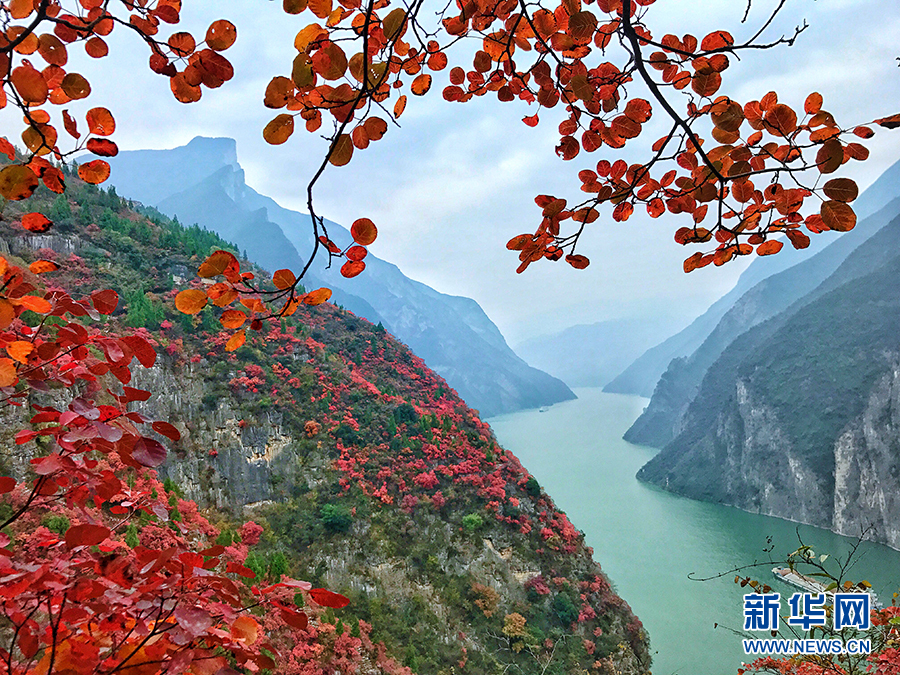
102, 136, 575, 417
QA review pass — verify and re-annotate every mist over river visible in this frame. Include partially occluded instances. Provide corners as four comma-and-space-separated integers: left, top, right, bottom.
488, 389, 900, 675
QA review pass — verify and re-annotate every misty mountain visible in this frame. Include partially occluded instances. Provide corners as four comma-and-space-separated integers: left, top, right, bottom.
103, 137, 575, 417
515, 316, 686, 388
605, 157, 900, 399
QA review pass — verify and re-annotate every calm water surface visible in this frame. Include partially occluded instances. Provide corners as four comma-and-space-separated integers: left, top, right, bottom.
488, 388, 900, 675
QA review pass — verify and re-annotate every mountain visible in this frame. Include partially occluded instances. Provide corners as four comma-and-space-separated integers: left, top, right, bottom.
636, 208, 900, 549
624, 198, 900, 448
0, 171, 649, 673
101, 137, 575, 417
605, 157, 900, 399
515, 316, 684, 388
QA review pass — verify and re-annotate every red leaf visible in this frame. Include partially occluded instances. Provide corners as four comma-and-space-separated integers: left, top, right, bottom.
121, 335, 157, 368
226, 561, 257, 578
21, 212, 52, 233
309, 588, 350, 608
91, 289, 119, 314
281, 608, 309, 629
65, 523, 110, 548
0, 476, 16, 493
152, 421, 181, 442
174, 606, 214, 638
133, 437, 167, 467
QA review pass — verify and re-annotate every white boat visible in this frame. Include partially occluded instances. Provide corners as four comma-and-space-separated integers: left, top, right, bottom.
772, 567, 882, 609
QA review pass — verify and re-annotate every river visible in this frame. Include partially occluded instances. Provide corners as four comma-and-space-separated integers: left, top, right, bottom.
487, 388, 900, 675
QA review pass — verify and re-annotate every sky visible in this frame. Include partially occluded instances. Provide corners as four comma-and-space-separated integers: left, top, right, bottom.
6, 0, 900, 344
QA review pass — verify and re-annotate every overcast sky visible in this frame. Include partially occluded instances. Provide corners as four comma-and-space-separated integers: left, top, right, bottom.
6, 0, 900, 343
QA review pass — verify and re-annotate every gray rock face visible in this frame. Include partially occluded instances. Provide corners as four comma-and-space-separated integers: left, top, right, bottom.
638, 246, 900, 549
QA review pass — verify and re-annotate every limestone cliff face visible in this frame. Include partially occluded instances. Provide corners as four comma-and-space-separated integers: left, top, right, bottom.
639, 358, 900, 550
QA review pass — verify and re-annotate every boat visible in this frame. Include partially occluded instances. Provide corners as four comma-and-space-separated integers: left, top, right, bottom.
538, 406, 549, 412
771, 567, 882, 609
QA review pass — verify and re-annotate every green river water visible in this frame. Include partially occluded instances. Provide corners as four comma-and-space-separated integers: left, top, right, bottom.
487, 388, 900, 675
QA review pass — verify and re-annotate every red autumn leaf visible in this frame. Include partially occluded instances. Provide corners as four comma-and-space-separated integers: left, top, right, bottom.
86, 138, 118, 157
350, 218, 378, 245
132, 437, 167, 467
756, 239, 783, 256
91, 289, 119, 314
174, 606, 214, 637
64, 523, 110, 549
281, 608, 309, 629
309, 588, 351, 608
21, 212, 52, 233
565, 254, 590, 269
152, 421, 181, 442
0, 476, 16, 493
341, 260, 366, 278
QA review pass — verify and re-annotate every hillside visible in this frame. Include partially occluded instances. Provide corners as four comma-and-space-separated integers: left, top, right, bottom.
0, 167, 648, 674
637, 209, 900, 549
99, 137, 575, 418
607, 157, 900, 400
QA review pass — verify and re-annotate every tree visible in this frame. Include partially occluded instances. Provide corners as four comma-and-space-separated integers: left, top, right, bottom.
0, 2, 897, 674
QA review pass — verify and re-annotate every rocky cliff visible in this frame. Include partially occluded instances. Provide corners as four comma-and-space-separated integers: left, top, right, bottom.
638, 237, 900, 550
1, 170, 648, 674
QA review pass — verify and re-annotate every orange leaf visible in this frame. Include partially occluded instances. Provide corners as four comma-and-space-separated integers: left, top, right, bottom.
219, 310, 247, 329
284, 0, 308, 12
231, 616, 259, 645
0, 358, 16, 387
821, 200, 856, 232
206, 19, 237, 51
264, 114, 295, 145
411, 73, 432, 96
0, 300, 15, 330
341, 260, 365, 278
11, 65, 48, 104
198, 250, 239, 278
78, 159, 110, 185
756, 239, 783, 256
0, 165, 40, 201
394, 94, 407, 118
225, 330, 246, 352
15, 296, 51, 314
302, 288, 332, 305
6, 341, 32, 364
804, 92, 823, 115
21, 212, 52, 233
61, 72, 91, 100
273, 268, 296, 290
350, 218, 377, 245
29, 259, 59, 274
175, 289, 208, 315
85, 107, 115, 136
565, 254, 590, 269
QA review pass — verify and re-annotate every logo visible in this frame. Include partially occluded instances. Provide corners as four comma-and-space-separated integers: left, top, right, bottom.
742, 592, 872, 656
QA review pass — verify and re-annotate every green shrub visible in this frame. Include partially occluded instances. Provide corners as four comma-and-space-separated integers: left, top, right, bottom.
462, 513, 483, 533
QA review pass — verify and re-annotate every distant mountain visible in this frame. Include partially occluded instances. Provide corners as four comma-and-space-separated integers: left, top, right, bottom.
624, 197, 900, 448
103, 137, 575, 417
605, 158, 900, 399
637, 209, 900, 549
515, 316, 685, 388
